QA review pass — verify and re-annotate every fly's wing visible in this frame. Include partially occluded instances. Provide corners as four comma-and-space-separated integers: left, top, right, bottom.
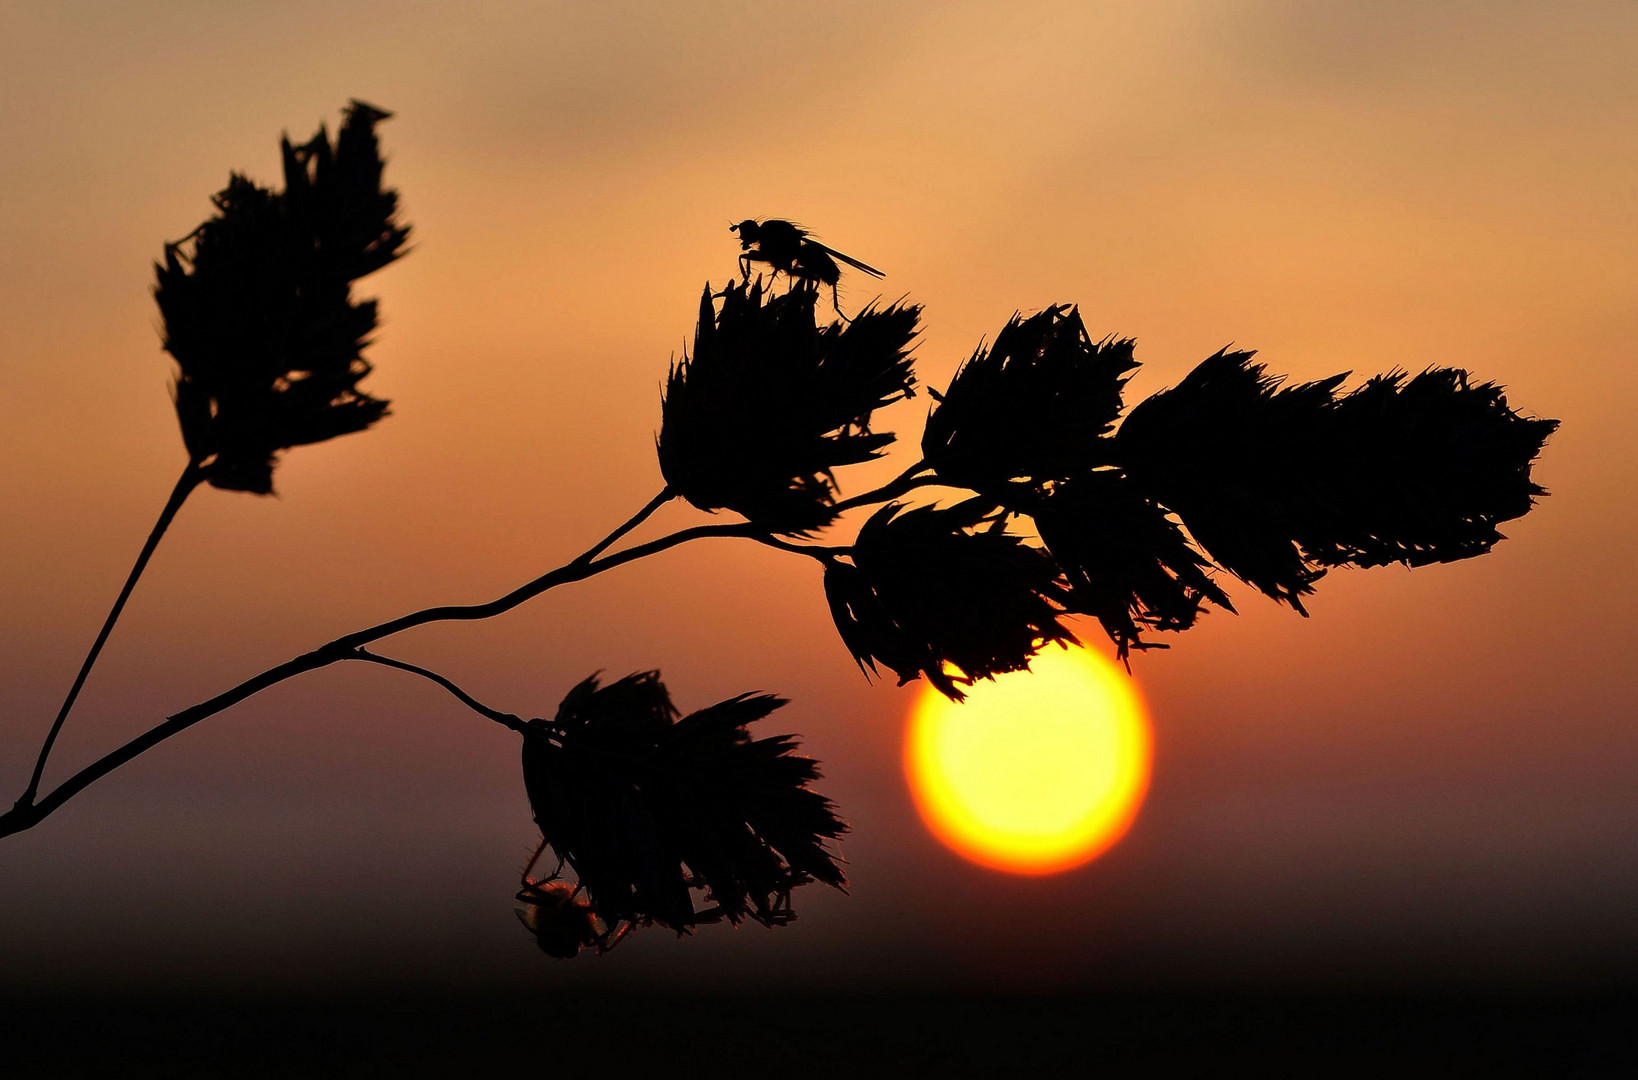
808, 240, 885, 278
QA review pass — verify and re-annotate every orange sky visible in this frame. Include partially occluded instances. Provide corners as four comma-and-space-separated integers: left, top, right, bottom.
1, 0, 1634, 991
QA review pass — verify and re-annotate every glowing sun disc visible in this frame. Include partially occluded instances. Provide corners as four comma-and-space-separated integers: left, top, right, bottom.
905, 644, 1152, 875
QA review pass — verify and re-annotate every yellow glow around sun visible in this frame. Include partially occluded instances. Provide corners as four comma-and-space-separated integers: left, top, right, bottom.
905, 644, 1152, 875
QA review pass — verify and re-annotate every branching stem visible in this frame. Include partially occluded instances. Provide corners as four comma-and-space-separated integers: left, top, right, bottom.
753, 460, 943, 562
0, 512, 751, 839
1, 465, 941, 840
17, 459, 205, 811
829, 459, 939, 515
571, 487, 675, 567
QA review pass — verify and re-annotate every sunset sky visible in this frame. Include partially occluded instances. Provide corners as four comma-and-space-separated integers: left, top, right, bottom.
1, 0, 1634, 995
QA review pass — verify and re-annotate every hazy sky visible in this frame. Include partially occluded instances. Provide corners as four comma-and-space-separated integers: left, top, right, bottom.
1, 0, 1634, 992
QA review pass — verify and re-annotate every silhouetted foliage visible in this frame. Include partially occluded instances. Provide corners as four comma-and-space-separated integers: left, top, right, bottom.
1032, 470, 1233, 660
1115, 350, 1560, 612
824, 500, 1075, 700
922, 305, 1135, 497
519, 672, 846, 936
154, 100, 408, 493
658, 280, 918, 531
5, 102, 1563, 973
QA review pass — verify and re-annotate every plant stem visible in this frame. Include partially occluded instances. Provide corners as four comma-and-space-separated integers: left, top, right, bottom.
571, 487, 674, 567
755, 535, 848, 561
16, 459, 205, 811
344, 648, 528, 733
0, 519, 753, 839
0, 466, 934, 840
829, 459, 937, 515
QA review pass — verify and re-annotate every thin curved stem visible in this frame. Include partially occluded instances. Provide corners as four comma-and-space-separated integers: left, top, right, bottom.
755, 535, 848, 562
0, 519, 755, 839
571, 487, 674, 567
344, 648, 527, 733
829, 459, 937, 516
0, 464, 941, 839
17, 459, 205, 810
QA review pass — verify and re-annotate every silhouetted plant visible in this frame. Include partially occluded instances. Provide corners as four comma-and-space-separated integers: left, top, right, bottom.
921, 305, 1135, 498
13, 100, 406, 813
157, 99, 406, 495
1032, 469, 1233, 661
1113, 351, 1558, 614
2, 104, 1559, 960
824, 499, 1075, 699
520, 672, 845, 937
657, 280, 919, 533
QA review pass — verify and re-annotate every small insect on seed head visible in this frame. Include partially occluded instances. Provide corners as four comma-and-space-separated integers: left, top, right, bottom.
514, 881, 606, 959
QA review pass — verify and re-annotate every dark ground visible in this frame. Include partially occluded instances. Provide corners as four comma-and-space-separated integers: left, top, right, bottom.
3, 986, 1634, 1076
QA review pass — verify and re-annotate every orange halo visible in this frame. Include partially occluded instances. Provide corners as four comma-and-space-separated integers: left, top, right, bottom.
904, 644, 1152, 875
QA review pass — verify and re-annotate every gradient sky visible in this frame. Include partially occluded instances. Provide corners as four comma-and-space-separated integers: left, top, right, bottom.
1, 0, 1634, 993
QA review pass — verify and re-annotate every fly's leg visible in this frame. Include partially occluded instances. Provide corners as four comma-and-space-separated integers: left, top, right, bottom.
517, 838, 565, 896
831, 283, 853, 322
518, 838, 549, 888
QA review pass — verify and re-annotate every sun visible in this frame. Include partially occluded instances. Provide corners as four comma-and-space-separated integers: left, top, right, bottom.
904, 644, 1152, 875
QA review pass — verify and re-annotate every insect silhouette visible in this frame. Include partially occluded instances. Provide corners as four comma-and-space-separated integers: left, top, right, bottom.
512, 839, 626, 958
731, 218, 885, 318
